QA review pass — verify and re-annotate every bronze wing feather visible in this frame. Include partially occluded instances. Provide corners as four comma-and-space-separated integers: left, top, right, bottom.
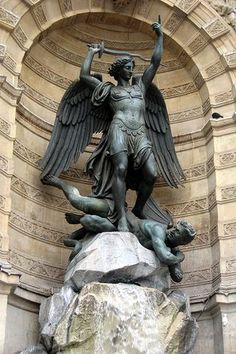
145, 83, 185, 187
40, 77, 111, 178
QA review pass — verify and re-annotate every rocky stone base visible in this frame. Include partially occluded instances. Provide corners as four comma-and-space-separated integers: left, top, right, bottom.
38, 282, 198, 354
65, 232, 170, 292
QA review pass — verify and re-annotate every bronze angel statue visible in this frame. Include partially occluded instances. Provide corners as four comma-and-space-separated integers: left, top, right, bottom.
41, 18, 185, 232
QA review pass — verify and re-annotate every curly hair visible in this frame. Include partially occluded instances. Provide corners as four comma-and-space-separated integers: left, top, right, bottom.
108, 56, 135, 80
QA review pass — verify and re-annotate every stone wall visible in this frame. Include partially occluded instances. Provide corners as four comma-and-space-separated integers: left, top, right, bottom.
0, 0, 236, 353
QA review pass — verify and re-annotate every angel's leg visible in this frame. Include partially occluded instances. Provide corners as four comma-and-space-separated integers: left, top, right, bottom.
132, 154, 157, 219
111, 152, 129, 232
42, 175, 109, 217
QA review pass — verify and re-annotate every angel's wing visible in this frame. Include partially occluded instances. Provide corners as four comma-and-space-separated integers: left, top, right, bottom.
145, 83, 185, 187
40, 77, 112, 178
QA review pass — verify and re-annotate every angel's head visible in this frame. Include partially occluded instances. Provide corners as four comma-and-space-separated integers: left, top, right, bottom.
108, 56, 135, 81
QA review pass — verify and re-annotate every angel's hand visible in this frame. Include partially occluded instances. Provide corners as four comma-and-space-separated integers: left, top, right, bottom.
152, 16, 162, 36
87, 43, 101, 55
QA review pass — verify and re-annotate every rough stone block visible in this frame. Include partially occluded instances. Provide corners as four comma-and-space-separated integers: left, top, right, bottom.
52, 282, 198, 354
65, 232, 170, 292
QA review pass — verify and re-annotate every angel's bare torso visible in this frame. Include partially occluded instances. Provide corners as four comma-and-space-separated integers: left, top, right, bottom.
109, 84, 145, 131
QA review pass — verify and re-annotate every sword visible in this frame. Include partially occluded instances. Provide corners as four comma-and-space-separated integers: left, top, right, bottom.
87, 42, 166, 66
96, 41, 151, 62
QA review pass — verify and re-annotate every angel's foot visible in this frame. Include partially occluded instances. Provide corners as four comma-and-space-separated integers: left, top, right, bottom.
41, 175, 62, 188
131, 207, 146, 220
117, 216, 129, 232
65, 212, 82, 224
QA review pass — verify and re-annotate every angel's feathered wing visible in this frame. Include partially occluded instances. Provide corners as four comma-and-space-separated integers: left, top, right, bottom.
145, 83, 185, 187
40, 77, 112, 178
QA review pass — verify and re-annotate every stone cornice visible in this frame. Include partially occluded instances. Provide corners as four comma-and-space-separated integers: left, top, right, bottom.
9, 211, 66, 247
10, 249, 64, 283
11, 175, 74, 213
0, 76, 23, 106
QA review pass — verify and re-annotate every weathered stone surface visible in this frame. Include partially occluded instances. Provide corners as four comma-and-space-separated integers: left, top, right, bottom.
52, 282, 198, 354
38, 285, 76, 352
65, 232, 170, 292
20, 344, 47, 354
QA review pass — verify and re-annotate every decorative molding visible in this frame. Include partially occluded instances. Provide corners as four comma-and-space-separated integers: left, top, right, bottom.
14, 140, 41, 168
205, 60, 225, 79
18, 79, 58, 112
16, 104, 52, 135
0, 155, 10, 176
71, 25, 154, 50
188, 34, 208, 55
208, 190, 217, 209
181, 230, 210, 250
31, 4, 47, 28
165, 12, 185, 34
135, 0, 153, 17
218, 150, 236, 167
193, 71, 205, 89
206, 156, 214, 174
225, 259, 236, 273
222, 51, 236, 69
9, 211, 66, 246
0, 7, 19, 29
2, 53, 17, 74
169, 106, 203, 123
221, 185, 236, 202
210, 225, 218, 244
161, 82, 197, 99
202, 97, 211, 114
214, 90, 233, 104
203, 18, 230, 38
182, 267, 211, 285
10, 250, 64, 282
59, 0, 73, 15
0, 195, 6, 211
12, 26, 28, 50
24, 55, 72, 89
0, 44, 6, 60
11, 175, 74, 212
166, 197, 208, 217
176, 0, 199, 14
39, 37, 151, 74
0, 116, 11, 137
0, 76, 23, 103
112, 0, 131, 10
183, 163, 206, 180
224, 221, 236, 236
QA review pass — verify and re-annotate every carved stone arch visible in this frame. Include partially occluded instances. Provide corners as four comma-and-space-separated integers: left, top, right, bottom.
1, 0, 234, 120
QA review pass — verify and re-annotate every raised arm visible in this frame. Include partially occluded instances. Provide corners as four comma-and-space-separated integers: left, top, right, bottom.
142, 17, 163, 89
80, 43, 101, 89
